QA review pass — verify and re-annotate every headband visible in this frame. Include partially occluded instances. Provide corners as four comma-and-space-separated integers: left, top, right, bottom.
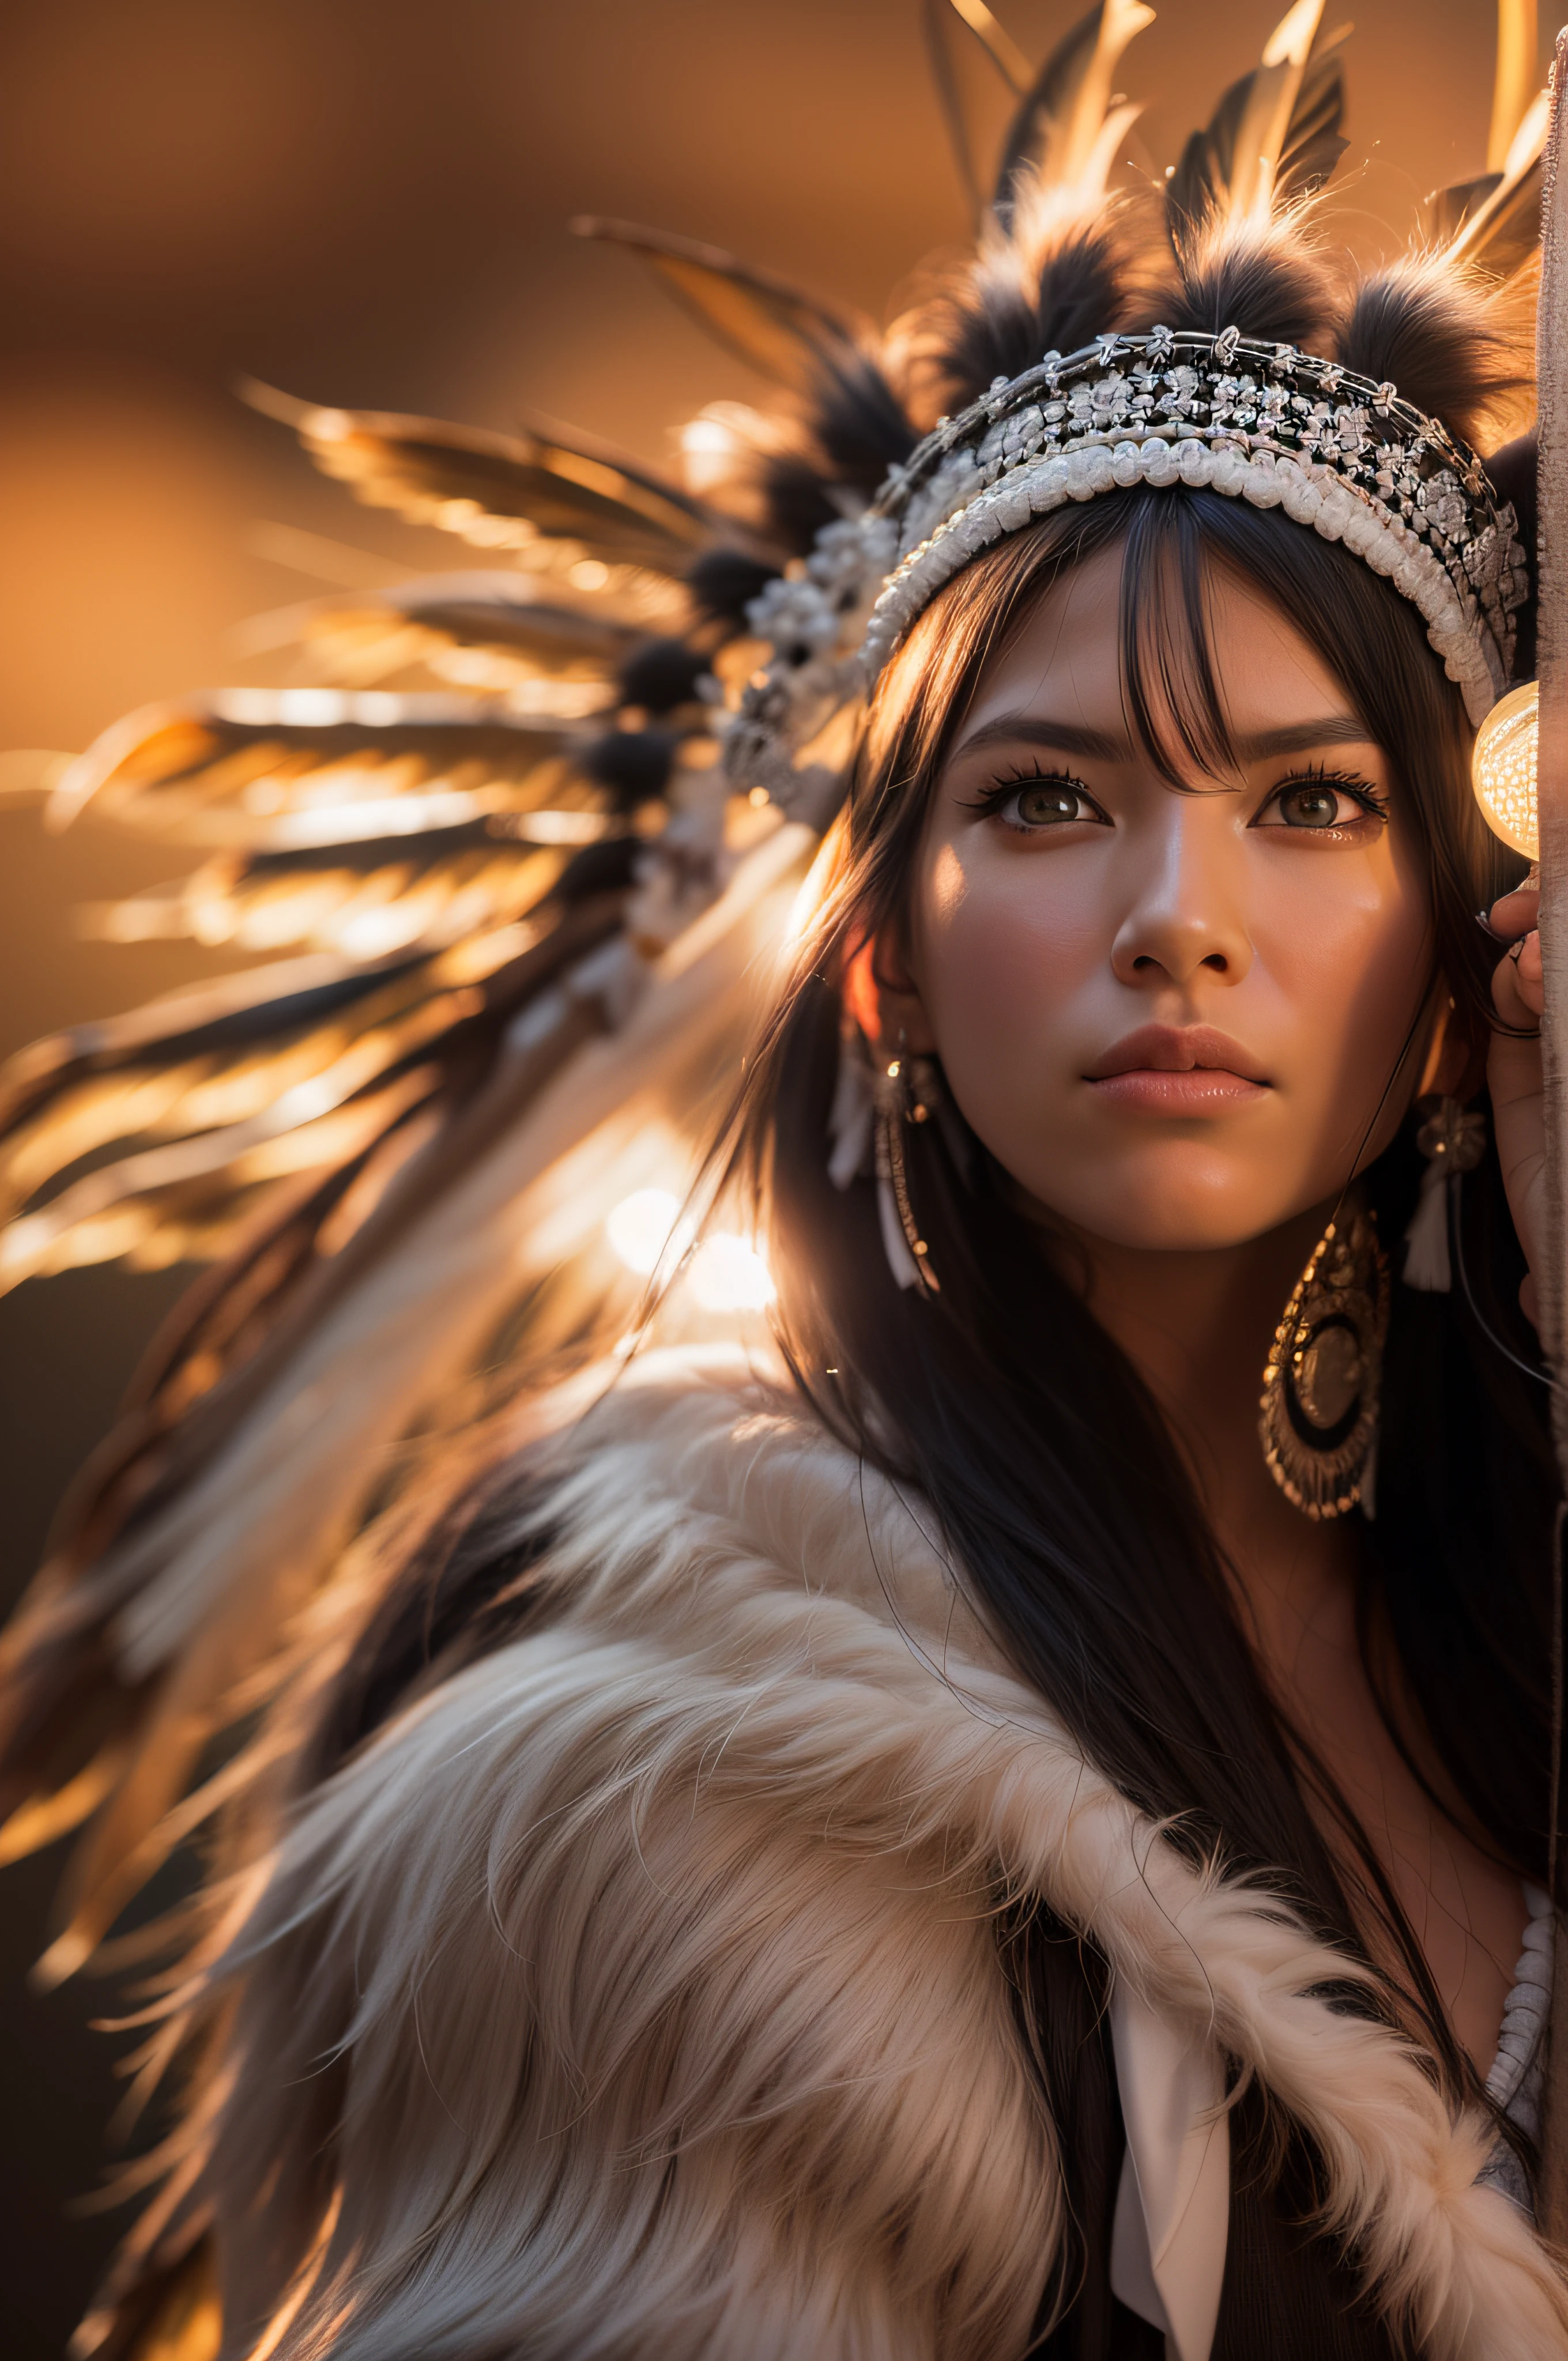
723, 327, 1528, 810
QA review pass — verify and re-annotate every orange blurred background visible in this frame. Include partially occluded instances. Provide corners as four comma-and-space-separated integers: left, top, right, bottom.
0, 1, 1544, 2347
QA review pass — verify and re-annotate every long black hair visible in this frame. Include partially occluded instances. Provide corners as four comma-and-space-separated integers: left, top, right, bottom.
717, 478, 1558, 2267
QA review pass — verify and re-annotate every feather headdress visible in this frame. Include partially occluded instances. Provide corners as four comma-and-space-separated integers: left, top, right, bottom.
0, 2, 1548, 2012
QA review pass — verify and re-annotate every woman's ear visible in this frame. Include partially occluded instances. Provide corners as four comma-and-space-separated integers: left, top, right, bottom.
1416, 991, 1485, 1102
843, 931, 936, 1054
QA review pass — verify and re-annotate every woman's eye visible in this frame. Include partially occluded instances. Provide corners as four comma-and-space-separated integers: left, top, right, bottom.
1001, 779, 1102, 829
1261, 778, 1378, 831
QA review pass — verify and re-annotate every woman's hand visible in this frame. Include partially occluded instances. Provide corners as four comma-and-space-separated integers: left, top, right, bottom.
1487, 874, 1546, 1329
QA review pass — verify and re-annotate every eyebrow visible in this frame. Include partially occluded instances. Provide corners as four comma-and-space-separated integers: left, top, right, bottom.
949, 711, 1377, 764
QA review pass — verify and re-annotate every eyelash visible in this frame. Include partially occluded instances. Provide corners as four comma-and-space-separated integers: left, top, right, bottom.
1265, 763, 1389, 828
962, 762, 1390, 831
960, 766, 1105, 824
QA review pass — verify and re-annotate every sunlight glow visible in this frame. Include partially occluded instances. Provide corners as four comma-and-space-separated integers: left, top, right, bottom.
688, 1231, 775, 1312
606, 1187, 693, 1276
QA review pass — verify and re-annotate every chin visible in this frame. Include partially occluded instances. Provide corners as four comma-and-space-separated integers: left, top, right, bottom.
1028, 1159, 1295, 1255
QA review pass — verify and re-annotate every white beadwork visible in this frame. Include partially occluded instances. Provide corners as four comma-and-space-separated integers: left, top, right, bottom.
1484, 1883, 1555, 2125
726, 328, 1527, 812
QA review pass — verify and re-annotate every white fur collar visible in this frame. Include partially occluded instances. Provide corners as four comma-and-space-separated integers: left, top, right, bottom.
205, 1348, 1568, 2360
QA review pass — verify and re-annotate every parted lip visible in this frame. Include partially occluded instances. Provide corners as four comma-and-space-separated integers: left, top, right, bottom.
1084, 1024, 1271, 1084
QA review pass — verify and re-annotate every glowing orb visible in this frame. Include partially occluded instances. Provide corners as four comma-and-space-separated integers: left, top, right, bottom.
605, 1189, 692, 1276
688, 1232, 775, 1313
1471, 680, 1539, 859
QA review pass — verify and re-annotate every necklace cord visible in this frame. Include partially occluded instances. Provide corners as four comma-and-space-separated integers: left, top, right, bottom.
1448, 1171, 1554, 1387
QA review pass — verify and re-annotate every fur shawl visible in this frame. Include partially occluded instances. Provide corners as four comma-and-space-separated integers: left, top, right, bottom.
173, 1349, 1568, 2360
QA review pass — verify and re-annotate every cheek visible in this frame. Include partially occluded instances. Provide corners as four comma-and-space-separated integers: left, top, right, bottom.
917, 840, 1098, 1044
1254, 854, 1431, 1111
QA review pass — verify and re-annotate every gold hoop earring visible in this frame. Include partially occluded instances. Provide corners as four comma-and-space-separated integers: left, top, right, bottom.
876, 1048, 940, 1296
1259, 1203, 1388, 1521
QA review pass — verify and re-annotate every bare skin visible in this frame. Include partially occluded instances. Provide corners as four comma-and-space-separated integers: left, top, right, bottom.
870, 541, 1541, 2075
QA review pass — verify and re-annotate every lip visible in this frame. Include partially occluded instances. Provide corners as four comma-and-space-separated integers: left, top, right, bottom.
1084, 1024, 1271, 1113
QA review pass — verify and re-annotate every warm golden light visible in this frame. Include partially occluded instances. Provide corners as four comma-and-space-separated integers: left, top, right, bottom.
688, 1231, 775, 1312
606, 1187, 691, 1276
1471, 678, 1539, 858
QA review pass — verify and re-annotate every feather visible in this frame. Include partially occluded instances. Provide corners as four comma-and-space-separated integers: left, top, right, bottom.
239, 380, 717, 579
47, 692, 586, 850
896, 1, 1165, 416
614, 636, 712, 715
0, 893, 631, 1281
1158, 218, 1341, 350
903, 205, 1153, 420
1339, 254, 1535, 447
685, 547, 783, 628
3, 1068, 444, 1293
82, 832, 576, 962
571, 217, 870, 398
575, 222, 916, 540
1166, 0, 1348, 246
283, 574, 639, 704
1489, 0, 1540, 174
0, 827, 811, 1982
1444, 88, 1551, 280
0, 888, 640, 1904
993, 0, 1155, 220
922, 0, 1028, 231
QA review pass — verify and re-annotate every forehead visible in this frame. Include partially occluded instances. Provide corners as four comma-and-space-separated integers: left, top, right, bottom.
960, 537, 1353, 742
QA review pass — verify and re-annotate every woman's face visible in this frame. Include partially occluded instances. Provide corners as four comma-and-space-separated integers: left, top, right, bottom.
893, 541, 1436, 1251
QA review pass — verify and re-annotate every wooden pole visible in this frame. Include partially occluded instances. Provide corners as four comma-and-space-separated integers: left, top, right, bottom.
1531, 25, 1568, 2245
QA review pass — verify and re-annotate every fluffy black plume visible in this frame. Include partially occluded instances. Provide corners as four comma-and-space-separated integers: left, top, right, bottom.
685, 549, 781, 627
1150, 225, 1340, 352
1339, 260, 1532, 447
616, 638, 709, 715
581, 728, 678, 808
801, 352, 918, 494
906, 202, 1149, 418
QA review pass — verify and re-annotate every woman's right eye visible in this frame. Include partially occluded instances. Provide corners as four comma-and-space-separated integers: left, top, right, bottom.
998, 777, 1103, 830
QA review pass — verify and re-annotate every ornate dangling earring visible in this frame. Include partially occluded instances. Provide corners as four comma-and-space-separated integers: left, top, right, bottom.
875, 1044, 940, 1295
1259, 1201, 1389, 1520
1401, 1095, 1487, 1293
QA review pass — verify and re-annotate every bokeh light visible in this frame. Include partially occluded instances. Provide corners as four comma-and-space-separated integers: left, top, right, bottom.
605, 1186, 693, 1276
688, 1230, 775, 1312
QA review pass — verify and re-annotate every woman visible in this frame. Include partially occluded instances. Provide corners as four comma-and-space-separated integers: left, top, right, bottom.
7, 9, 1567, 2359
142, 284, 1563, 2361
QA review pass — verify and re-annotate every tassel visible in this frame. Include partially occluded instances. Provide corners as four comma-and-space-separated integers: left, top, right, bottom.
1403, 1096, 1487, 1290
1402, 1161, 1452, 1291
826, 1034, 876, 1189
876, 1160, 924, 1289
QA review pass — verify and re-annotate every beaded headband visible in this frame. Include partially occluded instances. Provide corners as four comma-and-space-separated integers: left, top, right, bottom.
723, 326, 1529, 810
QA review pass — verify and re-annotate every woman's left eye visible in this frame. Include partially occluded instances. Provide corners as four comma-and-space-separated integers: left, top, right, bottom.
1257, 778, 1381, 831
991, 776, 1105, 830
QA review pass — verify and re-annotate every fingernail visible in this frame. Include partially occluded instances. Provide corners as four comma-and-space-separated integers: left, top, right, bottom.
1475, 908, 1509, 941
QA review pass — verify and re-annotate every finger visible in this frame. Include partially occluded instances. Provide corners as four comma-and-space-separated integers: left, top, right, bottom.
1512, 929, 1544, 1015
1489, 1014, 1543, 1114
1492, 936, 1543, 1027
1488, 878, 1540, 941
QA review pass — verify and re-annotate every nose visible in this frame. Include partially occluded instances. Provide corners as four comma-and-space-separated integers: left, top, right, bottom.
1109, 795, 1253, 989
